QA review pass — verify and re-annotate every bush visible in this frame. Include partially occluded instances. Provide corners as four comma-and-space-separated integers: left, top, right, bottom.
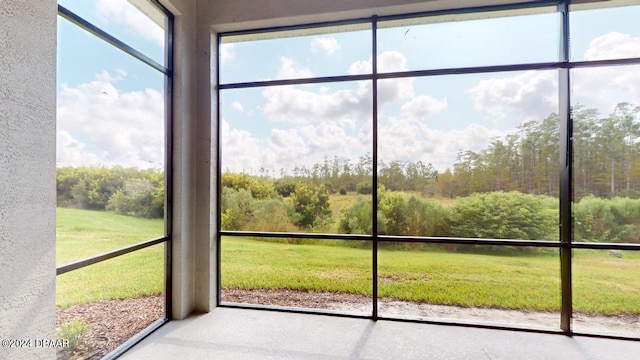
220, 187, 255, 230
57, 319, 89, 351
356, 181, 372, 194
106, 179, 164, 218
449, 191, 555, 240
573, 195, 615, 242
574, 196, 640, 243
404, 195, 451, 236
251, 199, 298, 232
291, 184, 332, 228
221, 172, 274, 199
339, 187, 347, 195
339, 197, 375, 234
274, 181, 296, 197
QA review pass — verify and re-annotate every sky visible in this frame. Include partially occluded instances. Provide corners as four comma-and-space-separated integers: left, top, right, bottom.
56, 0, 640, 174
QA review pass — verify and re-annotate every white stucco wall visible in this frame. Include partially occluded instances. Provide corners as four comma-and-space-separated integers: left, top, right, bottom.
0, 0, 57, 359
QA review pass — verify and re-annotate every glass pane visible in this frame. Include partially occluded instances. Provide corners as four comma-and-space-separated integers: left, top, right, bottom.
570, 1, 640, 62
220, 24, 371, 83
377, 7, 558, 72
221, 236, 372, 315
58, 0, 166, 66
56, 244, 165, 359
572, 65, 640, 244
220, 82, 372, 234
377, 71, 559, 240
378, 242, 560, 330
57, 16, 166, 264
573, 249, 640, 337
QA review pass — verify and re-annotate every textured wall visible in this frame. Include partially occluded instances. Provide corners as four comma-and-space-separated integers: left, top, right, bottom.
0, 0, 57, 359
204, 0, 538, 31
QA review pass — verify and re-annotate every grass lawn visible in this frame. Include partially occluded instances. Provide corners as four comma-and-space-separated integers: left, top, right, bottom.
222, 237, 640, 315
56, 208, 640, 314
56, 208, 164, 265
56, 208, 165, 307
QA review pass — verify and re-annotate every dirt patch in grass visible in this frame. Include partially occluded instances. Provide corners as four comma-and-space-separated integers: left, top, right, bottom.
222, 288, 640, 335
55, 294, 164, 360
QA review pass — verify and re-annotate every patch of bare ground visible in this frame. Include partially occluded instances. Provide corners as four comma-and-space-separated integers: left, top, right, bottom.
222, 288, 640, 335
55, 294, 164, 360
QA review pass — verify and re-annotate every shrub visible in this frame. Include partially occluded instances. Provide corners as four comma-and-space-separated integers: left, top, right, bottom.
573, 195, 615, 242
449, 191, 555, 240
291, 184, 332, 228
106, 179, 164, 218
221, 172, 274, 199
251, 199, 298, 232
339, 197, 374, 234
220, 187, 255, 230
274, 181, 296, 197
57, 319, 89, 351
356, 181, 372, 194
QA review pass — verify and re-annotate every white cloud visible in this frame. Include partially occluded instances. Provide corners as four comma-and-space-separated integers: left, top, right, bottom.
220, 119, 264, 172
262, 83, 370, 125
400, 95, 448, 121
310, 37, 341, 56
379, 116, 505, 171
220, 43, 236, 65
97, 0, 164, 47
261, 51, 414, 127
352, 51, 414, 105
574, 32, 640, 114
584, 32, 640, 61
276, 57, 314, 79
469, 71, 557, 122
57, 71, 164, 168
231, 101, 244, 112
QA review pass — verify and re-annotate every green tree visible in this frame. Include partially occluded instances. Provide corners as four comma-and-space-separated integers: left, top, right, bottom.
291, 184, 332, 228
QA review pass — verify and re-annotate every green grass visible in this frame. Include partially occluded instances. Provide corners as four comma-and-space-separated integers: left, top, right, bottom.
56, 208, 164, 307
56, 208, 164, 265
56, 208, 640, 314
222, 237, 640, 315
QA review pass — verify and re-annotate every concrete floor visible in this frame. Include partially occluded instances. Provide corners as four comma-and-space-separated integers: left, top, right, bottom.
121, 308, 640, 360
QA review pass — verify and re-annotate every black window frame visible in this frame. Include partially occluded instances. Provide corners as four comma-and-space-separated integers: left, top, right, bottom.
216, 0, 640, 341
55, 2, 174, 358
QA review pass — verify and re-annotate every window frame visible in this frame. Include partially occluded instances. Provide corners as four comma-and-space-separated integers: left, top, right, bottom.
55, 2, 174, 358
216, 0, 640, 341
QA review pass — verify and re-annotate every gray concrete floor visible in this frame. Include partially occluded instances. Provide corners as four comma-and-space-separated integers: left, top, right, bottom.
121, 308, 640, 360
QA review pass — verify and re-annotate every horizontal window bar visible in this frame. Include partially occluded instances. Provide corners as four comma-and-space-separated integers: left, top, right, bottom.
378, 236, 562, 247
218, 73, 373, 89
376, 61, 564, 79
220, 58, 640, 90
219, 230, 370, 241
221, 231, 640, 250
56, 236, 169, 275
58, 5, 170, 76
570, 242, 640, 251
218, 61, 564, 89
568, 57, 640, 69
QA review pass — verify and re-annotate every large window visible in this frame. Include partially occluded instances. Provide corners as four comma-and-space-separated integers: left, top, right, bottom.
56, 1, 172, 359
217, 0, 640, 339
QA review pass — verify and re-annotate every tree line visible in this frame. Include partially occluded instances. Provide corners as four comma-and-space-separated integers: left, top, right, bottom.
234, 103, 640, 200
57, 166, 164, 218
56, 102, 640, 244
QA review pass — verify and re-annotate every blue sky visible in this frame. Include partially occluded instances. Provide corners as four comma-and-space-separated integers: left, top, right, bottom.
57, 1, 640, 174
